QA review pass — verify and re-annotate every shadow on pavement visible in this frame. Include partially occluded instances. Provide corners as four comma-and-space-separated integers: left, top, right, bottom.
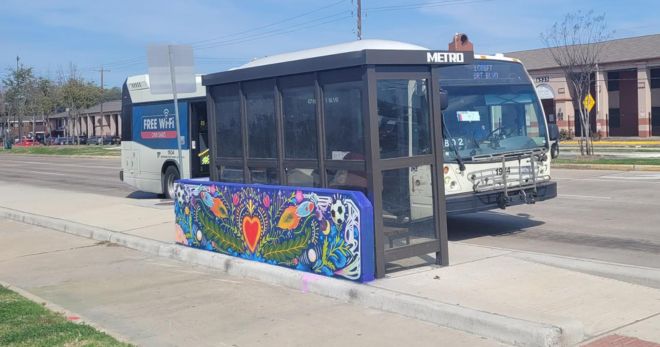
125, 190, 162, 200
448, 211, 544, 242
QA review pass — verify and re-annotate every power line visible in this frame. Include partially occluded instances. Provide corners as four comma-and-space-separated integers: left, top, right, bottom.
194, 11, 352, 50
188, 0, 346, 46
365, 0, 493, 12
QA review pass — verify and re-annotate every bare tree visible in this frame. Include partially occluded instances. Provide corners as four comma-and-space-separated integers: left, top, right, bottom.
541, 10, 613, 155
59, 64, 102, 144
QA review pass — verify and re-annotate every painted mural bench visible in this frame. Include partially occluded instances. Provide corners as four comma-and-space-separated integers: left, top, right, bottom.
174, 179, 375, 282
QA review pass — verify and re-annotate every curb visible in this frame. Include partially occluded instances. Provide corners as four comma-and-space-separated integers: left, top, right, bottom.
552, 163, 660, 171
0, 280, 133, 345
0, 206, 583, 347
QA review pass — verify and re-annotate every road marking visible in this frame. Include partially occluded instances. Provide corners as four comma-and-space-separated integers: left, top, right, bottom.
0, 160, 118, 170
559, 194, 612, 200
600, 173, 660, 181
24, 170, 69, 176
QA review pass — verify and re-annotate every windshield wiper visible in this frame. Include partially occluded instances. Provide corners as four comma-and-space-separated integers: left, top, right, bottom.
441, 112, 466, 172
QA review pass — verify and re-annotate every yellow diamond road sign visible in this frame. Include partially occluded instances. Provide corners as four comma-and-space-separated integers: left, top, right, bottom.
583, 93, 595, 112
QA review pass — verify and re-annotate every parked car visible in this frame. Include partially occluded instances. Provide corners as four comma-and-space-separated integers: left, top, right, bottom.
53, 136, 74, 145
89, 135, 114, 145
14, 138, 40, 147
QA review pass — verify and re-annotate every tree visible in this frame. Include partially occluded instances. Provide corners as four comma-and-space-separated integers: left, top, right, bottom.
29, 77, 59, 141
59, 64, 102, 144
102, 86, 122, 102
541, 10, 613, 156
2, 60, 36, 140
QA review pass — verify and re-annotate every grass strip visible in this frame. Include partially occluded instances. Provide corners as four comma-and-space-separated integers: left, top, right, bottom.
554, 158, 660, 166
0, 286, 131, 347
0, 146, 119, 156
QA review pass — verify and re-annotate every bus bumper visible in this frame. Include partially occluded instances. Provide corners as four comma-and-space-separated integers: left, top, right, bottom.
446, 181, 557, 215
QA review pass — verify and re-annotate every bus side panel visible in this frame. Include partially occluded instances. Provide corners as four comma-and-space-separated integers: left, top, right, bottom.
132, 101, 191, 184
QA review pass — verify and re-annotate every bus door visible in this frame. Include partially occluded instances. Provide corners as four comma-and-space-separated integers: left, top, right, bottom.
190, 101, 210, 178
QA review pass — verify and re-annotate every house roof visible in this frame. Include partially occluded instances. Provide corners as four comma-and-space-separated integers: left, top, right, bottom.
506, 34, 660, 71
50, 100, 121, 119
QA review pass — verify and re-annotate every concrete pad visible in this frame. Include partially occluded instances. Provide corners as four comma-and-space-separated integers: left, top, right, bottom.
448, 241, 512, 265
373, 255, 660, 338
0, 219, 97, 261
613, 314, 660, 344
0, 182, 172, 242
0, 222, 505, 347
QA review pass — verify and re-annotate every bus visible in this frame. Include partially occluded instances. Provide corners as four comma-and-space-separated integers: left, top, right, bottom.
119, 74, 210, 199
201, 39, 557, 217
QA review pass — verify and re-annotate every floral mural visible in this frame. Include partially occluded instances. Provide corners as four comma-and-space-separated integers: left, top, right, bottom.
174, 180, 374, 282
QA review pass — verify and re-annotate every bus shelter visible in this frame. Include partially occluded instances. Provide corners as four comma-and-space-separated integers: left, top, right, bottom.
203, 40, 474, 277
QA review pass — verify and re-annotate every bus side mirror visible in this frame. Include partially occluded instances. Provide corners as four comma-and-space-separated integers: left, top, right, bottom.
547, 113, 557, 123
439, 89, 448, 110
548, 123, 559, 141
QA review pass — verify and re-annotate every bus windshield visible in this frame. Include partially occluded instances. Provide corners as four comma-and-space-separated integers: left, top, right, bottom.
439, 60, 548, 162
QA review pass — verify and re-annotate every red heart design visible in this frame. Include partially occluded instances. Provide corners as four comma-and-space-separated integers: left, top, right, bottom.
242, 216, 262, 253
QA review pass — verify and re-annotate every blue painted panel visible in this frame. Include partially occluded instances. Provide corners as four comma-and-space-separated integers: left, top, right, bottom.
174, 180, 375, 282
132, 101, 189, 149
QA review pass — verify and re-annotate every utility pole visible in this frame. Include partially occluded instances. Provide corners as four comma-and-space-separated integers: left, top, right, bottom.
16, 56, 21, 140
95, 66, 110, 138
356, 0, 362, 40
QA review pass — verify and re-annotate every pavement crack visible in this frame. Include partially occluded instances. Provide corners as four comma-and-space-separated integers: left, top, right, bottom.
0, 243, 103, 262
584, 312, 660, 342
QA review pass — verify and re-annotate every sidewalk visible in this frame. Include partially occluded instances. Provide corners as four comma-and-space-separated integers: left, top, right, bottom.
1, 181, 660, 346
0, 219, 501, 347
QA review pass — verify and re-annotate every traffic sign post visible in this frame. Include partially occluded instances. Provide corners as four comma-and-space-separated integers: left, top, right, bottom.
583, 93, 595, 113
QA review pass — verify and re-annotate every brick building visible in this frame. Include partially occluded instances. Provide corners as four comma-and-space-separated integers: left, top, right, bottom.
49, 100, 121, 138
507, 34, 660, 138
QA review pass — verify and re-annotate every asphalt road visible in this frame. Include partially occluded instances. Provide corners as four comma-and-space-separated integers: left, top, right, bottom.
0, 154, 142, 198
1, 153, 659, 269
450, 169, 660, 269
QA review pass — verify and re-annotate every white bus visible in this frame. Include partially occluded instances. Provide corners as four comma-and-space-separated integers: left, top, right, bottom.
119, 74, 210, 199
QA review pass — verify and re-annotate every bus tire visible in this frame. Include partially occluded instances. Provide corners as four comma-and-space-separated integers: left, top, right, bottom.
162, 165, 180, 200
551, 142, 559, 159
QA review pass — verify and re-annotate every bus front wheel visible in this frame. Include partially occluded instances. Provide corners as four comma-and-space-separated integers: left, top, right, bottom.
162, 165, 180, 200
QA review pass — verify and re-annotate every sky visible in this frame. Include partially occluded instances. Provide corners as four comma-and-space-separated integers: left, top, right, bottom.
1, 0, 659, 88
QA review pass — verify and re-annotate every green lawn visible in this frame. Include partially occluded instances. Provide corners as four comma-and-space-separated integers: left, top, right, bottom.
554, 158, 660, 166
0, 286, 131, 347
0, 145, 119, 156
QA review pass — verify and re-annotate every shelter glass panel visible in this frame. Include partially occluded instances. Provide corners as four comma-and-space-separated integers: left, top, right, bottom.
282, 86, 318, 159
381, 165, 436, 250
250, 167, 278, 184
219, 165, 244, 183
323, 81, 365, 160
212, 86, 242, 158
327, 168, 367, 194
377, 79, 431, 159
286, 167, 320, 187
245, 88, 276, 159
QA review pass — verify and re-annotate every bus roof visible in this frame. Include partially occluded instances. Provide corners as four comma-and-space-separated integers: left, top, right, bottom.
124, 74, 206, 104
